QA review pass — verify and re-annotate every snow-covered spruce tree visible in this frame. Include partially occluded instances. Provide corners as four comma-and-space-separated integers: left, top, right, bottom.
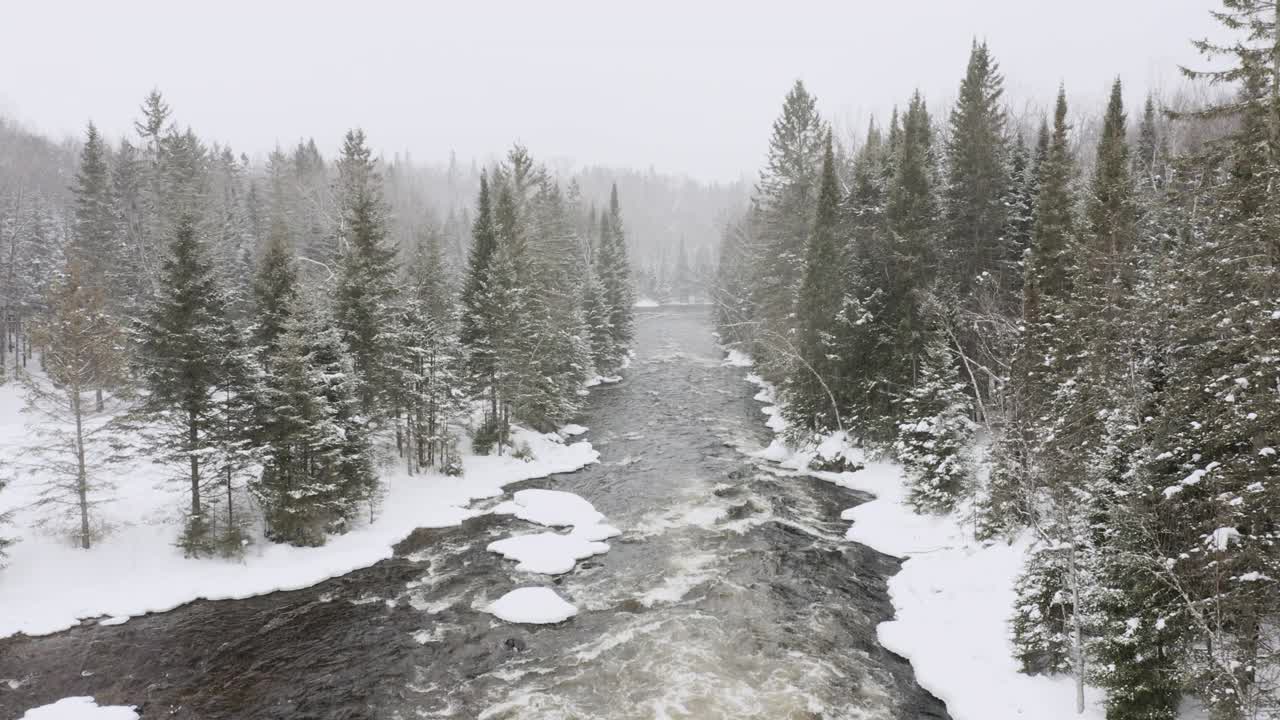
999, 131, 1035, 307
396, 229, 466, 474
460, 172, 504, 451
488, 165, 538, 436
941, 40, 1010, 303
23, 258, 126, 549
133, 215, 246, 556
596, 183, 635, 372
253, 292, 376, 546
1084, 107, 1188, 720
894, 321, 974, 515
333, 129, 399, 426
982, 89, 1077, 537
826, 119, 887, 433
1138, 13, 1280, 712
1011, 543, 1075, 676
747, 80, 826, 377
521, 176, 592, 427
206, 147, 256, 314
71, 123, 125, 321
252, 216, 298, 363
1002, 89, 1096, 713
786, 131, 845, 434
581, 261, 614, 374
848, 91, 939, 442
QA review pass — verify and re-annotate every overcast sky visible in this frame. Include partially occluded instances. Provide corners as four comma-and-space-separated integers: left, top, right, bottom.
1, 0, 1223, 182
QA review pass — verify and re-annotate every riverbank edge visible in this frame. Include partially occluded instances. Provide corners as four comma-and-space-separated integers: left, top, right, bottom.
723, 348, 1120, 720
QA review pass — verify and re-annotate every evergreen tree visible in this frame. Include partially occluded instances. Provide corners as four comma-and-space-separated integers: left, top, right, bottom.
895, 323, 974, 514
396, 229, 465, 474
461, 172, 501, 431
597, 183, 635, 371
1139, 10, 1280, 711
254, 292, 376, 546
748, 81, 826, 375
942, 41, 1009, 296
134, 216, 242, 556
787, 132, 844, 432
252, 218, 298, 361
333, 129, 399, 424
847, 91, 939, 440
71, 123, 123, 308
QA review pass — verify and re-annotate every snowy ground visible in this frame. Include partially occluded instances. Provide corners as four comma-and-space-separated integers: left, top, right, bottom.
732, 355, 1126, 720
0, 379, 600, 640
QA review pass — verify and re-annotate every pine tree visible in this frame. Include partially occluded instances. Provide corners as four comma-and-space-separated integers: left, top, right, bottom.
1138, 8, 1280, 711
942, 40, 1009, 297
71, 123, 123, 306
597, 183, 635, 371
849, 91, 939, 440
397, 229, 465, 474
895, 323, 974, 514
252, 217, 298, 361
1011, 544, 1075, 675
461, 172, 501, 433
333, 129, 399, 424
254, 292, 375, 546
988, 89, 1077, 534
134, 216, 241, 556
749, 81, 826, 375
787, 131, 845, 432
521, 177, 592, 426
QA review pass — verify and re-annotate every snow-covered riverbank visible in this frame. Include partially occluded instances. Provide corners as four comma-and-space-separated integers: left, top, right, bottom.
0, 380, 599, 639
727, 351, 1121, 720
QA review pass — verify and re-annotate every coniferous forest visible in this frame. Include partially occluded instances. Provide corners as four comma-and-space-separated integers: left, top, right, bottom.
717, 3, 1280, 718
0, 92, 641, 555
4, 2, 1280, 720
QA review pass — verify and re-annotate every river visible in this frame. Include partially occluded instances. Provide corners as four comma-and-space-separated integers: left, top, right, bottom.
0, 306, 948, 720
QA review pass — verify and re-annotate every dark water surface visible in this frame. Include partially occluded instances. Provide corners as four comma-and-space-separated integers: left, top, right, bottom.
0, 306, 948, 720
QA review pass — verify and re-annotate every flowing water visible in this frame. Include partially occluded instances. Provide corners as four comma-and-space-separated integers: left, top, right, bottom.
0, 306, 948, 720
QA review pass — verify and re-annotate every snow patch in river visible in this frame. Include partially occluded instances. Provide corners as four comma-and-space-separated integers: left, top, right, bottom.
488, 488, 619, 581
559, 423, 588, 437
487, 532, 610, 575
20, 697, 139, 720
485, 587, 577, 624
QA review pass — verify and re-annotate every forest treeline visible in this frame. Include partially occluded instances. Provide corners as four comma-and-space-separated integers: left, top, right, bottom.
0, 91, 634, 555
715, 2, 1279, 718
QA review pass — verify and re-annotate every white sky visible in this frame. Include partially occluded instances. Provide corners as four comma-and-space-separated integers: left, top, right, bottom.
0, 0, 1223, 182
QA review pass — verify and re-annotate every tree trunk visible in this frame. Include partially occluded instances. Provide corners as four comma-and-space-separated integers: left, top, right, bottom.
1070, 544, 1085, 714
72, 387, 91, 549
189, 410, 202, 518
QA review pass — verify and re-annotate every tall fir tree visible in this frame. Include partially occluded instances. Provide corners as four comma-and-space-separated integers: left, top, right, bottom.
333, 129, 399, 425
942, 40, 1010, 297
748, 81, 827, 376
787, 131, 845, 433
254, 292, 376, 546
597, 183, 635, 371
134, 216, 243, 555
461, 172, 501, 429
